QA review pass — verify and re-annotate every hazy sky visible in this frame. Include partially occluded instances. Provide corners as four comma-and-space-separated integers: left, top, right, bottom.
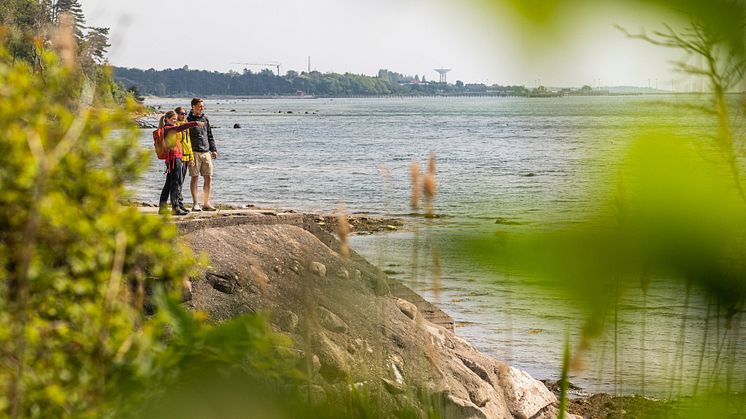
81, 0, 685, 87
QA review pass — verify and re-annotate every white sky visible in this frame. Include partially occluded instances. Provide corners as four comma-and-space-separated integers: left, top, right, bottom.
81, 0, 686, 88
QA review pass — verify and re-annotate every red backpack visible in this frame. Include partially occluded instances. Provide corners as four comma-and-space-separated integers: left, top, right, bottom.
152, 127, 168, 160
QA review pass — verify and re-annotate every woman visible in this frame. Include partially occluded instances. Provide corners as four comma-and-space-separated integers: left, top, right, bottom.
174, 106, 194, 212
158, 110, 204, 215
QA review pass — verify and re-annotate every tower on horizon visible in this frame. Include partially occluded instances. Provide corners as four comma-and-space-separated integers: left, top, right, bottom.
434, 68, 451, 83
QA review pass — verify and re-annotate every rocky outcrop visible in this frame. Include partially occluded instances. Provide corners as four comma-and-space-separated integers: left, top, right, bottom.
134, 118, 158, 129
178, 213, 571, 418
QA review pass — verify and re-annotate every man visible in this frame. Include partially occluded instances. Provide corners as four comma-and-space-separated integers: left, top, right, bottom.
186, 98, 218, 211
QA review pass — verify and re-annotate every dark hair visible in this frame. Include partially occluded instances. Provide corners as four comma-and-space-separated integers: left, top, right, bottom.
190, 98, 203, 107
175, 106, 187, 114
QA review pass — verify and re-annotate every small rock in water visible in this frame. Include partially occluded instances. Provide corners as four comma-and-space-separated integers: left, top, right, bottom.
233, 123, 241, 128
495, 217, 522, 225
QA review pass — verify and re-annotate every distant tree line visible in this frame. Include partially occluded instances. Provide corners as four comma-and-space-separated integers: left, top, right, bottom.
114, 66, 534, 97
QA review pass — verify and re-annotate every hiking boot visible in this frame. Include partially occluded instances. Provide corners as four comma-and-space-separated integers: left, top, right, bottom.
203, 203, 217, 211
158, 202, 169, 215
178, 204, 190, 213
172, 206, 189, 216
191, 203, 202, 211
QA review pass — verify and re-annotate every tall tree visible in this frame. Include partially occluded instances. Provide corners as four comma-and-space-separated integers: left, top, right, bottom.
50, 0, 85, 42
82, 26, 110, 65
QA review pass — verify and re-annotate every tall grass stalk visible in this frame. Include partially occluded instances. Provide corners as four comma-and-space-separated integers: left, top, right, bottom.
672, 282, 692, 399
558, 332, 571, 419
693, 298, 712, 396
614, 276, 620, 395
423, 154, 437, 219
640, 286, 648, 396
335, 204, 350, 258
709, 313, 731, 389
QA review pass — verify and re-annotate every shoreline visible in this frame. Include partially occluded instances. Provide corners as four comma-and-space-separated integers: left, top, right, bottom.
131, 201, 407, 236
136, 92, 711, 102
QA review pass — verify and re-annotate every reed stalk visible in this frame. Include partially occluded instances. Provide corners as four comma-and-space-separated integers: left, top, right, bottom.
423, 154, 437, 219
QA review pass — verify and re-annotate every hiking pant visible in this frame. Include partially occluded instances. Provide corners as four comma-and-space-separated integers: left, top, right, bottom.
159, 159, 183, 207
177, 160, 189, 207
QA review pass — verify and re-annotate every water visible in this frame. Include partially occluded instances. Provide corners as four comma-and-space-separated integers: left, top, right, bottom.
134, 95, 744, 397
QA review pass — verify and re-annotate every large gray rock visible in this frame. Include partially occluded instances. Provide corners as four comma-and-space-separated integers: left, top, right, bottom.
181, 217, 565, 418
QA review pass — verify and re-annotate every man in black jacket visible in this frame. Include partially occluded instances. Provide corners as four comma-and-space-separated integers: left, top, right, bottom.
186, 97, 218, 211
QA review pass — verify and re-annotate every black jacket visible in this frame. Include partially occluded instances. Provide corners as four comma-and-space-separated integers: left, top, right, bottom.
186, 112, 216, 153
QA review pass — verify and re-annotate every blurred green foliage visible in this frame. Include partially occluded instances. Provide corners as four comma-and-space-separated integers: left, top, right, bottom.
0, 31, 311, 419
0, 31, 188, 417
455, 0, 746, 416
469, 0, 745, 50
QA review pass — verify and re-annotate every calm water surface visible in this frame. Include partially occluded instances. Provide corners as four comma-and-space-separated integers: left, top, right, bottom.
134, 96, 744, 396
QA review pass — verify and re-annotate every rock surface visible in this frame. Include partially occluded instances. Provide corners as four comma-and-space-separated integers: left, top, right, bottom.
178, 213, 567, 418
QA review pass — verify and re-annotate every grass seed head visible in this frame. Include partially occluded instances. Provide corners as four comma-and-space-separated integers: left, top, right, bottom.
335, 204, 350, 258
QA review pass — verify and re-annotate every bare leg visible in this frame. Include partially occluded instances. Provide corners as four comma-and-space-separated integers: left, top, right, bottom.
190, 176, 199, 205
203, 175, 212, 205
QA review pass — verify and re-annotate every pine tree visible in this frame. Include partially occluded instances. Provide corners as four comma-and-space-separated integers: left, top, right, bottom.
82, 26, 110, 65
50, 0, 85, 42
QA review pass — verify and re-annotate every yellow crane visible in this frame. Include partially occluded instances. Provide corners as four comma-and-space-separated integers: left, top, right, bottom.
231, 62, 282, 76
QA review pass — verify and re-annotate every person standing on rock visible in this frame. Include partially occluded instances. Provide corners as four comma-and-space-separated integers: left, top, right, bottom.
174, 106, 194, 211
187, 97, 218, 211
158, 110, 205, 216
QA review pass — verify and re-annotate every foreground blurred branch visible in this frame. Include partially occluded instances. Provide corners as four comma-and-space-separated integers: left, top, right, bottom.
617, 19, 746, 202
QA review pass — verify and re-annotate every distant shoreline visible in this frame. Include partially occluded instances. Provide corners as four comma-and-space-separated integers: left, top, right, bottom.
142, 91, 720, 101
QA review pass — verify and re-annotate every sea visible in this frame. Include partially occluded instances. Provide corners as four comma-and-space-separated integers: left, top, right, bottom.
133, 95, 745, 397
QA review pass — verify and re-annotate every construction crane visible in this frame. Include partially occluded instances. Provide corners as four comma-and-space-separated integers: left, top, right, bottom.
231, 62, 282, 76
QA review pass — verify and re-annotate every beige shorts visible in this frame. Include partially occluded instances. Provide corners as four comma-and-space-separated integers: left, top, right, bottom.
189, 151, 213, 177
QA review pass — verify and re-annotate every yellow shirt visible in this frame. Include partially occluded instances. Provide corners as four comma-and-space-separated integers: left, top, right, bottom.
175, 119, 193, 162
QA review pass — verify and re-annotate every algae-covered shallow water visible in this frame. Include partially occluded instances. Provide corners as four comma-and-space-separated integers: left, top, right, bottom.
134, 95, 745, 396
